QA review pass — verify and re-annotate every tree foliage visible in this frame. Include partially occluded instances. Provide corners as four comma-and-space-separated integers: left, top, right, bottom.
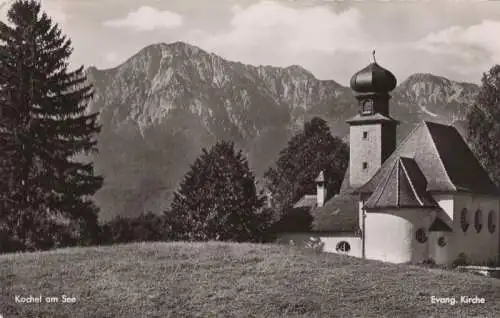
99, 212, 170, 245
264, 117, 349, 216
165, 140, 271, 242
0, 0, 102, 251
467, 65, 500, 187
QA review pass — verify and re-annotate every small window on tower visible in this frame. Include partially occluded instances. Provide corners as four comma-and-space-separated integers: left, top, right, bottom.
363, 131, 368, 139
362, 162, 368, 169
362, 100, 373, 114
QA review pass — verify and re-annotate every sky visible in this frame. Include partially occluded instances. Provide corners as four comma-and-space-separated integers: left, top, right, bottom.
1, 0, 500, 85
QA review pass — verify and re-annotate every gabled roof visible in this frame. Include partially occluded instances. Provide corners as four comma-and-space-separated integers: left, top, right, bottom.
429, 217, 453, 232
425, 122, 499, 194
293, 195, 317, 209
356, 121, 500, 196
310, 194, 359, 233
365, 157, 439, 209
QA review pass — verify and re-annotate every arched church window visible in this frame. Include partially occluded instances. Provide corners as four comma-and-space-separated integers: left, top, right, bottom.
336, 241, 351, 253
416, 228, 428, 243
475, 209, 483, 233
460, 208, 469, 232
438, 236, 447, 247
488, 210, 496, 234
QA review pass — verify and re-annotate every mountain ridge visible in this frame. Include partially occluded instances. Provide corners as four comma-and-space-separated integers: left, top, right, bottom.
87, 42, 478, 92
85, 41, 479, 221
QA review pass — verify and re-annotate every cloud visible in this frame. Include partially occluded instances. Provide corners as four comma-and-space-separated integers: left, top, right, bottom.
415, 20, 500, 69
103, 6, 183, 31
181, 1, 500, 85
194, 1, 369, 68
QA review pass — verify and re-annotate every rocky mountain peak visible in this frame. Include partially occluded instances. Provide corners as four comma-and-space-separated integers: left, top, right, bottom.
284, 65, 315, 78
390, 73, 478, 124
401, 73, 451, 84
396, 72, 479, 94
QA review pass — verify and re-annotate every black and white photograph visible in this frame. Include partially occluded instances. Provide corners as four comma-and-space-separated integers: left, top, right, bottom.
1, 0, 500, 316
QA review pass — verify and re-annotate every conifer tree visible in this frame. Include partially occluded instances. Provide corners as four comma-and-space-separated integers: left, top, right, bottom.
467, 65, 500, 187
0, 0, 102, 251
165, 141, 270, 242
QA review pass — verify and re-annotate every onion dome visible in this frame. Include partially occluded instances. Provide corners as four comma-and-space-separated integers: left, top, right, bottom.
350, 50, 397, 94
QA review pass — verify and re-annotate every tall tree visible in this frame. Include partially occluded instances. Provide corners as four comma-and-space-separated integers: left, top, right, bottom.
165, 141, 271, 242
467, 65, 500, 187
264, 117, 349, 216
0, 0, 103, 251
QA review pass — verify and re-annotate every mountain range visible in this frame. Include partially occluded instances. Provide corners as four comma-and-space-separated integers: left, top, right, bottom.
85, 41, 480, 221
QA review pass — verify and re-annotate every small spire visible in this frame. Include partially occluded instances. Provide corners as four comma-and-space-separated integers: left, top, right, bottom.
372, 49, 377, 63
315, 171, 325, 183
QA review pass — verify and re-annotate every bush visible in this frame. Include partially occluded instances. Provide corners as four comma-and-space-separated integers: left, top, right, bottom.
420, 258, 437, 268
272, 207, 313, 233
452, 253, 468, 268
0, 211, 91, 253
479, 258, 500, 267
304, 237, 325, 253
99, 212, 170, 245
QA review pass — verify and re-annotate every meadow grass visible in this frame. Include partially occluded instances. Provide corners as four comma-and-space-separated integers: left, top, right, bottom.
1, 241, 499, 317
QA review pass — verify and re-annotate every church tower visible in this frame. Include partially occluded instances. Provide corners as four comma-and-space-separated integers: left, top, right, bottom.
347, 51, 399, 189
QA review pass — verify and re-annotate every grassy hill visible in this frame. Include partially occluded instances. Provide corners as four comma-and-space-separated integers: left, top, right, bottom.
1, 242, 499, 317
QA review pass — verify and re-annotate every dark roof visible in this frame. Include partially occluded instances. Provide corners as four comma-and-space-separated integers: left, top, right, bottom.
356, 121, 500, 196
339, 167, 352, 194
290, 170, 358, 233
310, 194, 359, 232
425, 122, 499, 194
429, 217, 453, 232
293, 195, 317, 209
346, 113, 399, 125
365, 157, 440, 209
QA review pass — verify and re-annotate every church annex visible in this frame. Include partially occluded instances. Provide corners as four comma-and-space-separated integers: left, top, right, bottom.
278, 56, 500, 266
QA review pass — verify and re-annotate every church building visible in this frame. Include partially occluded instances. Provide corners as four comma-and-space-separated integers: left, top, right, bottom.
278, 56, 500, 266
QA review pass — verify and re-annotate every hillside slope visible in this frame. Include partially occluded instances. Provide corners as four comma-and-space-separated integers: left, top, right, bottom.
85, 42, 479, 220
1, 242, 498, 317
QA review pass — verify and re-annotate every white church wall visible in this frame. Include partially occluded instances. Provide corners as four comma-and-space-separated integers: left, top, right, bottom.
452, 193, 499, 264
429, 231, 453, 266
276, 233, 362, 258
365, 209, 435, 263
